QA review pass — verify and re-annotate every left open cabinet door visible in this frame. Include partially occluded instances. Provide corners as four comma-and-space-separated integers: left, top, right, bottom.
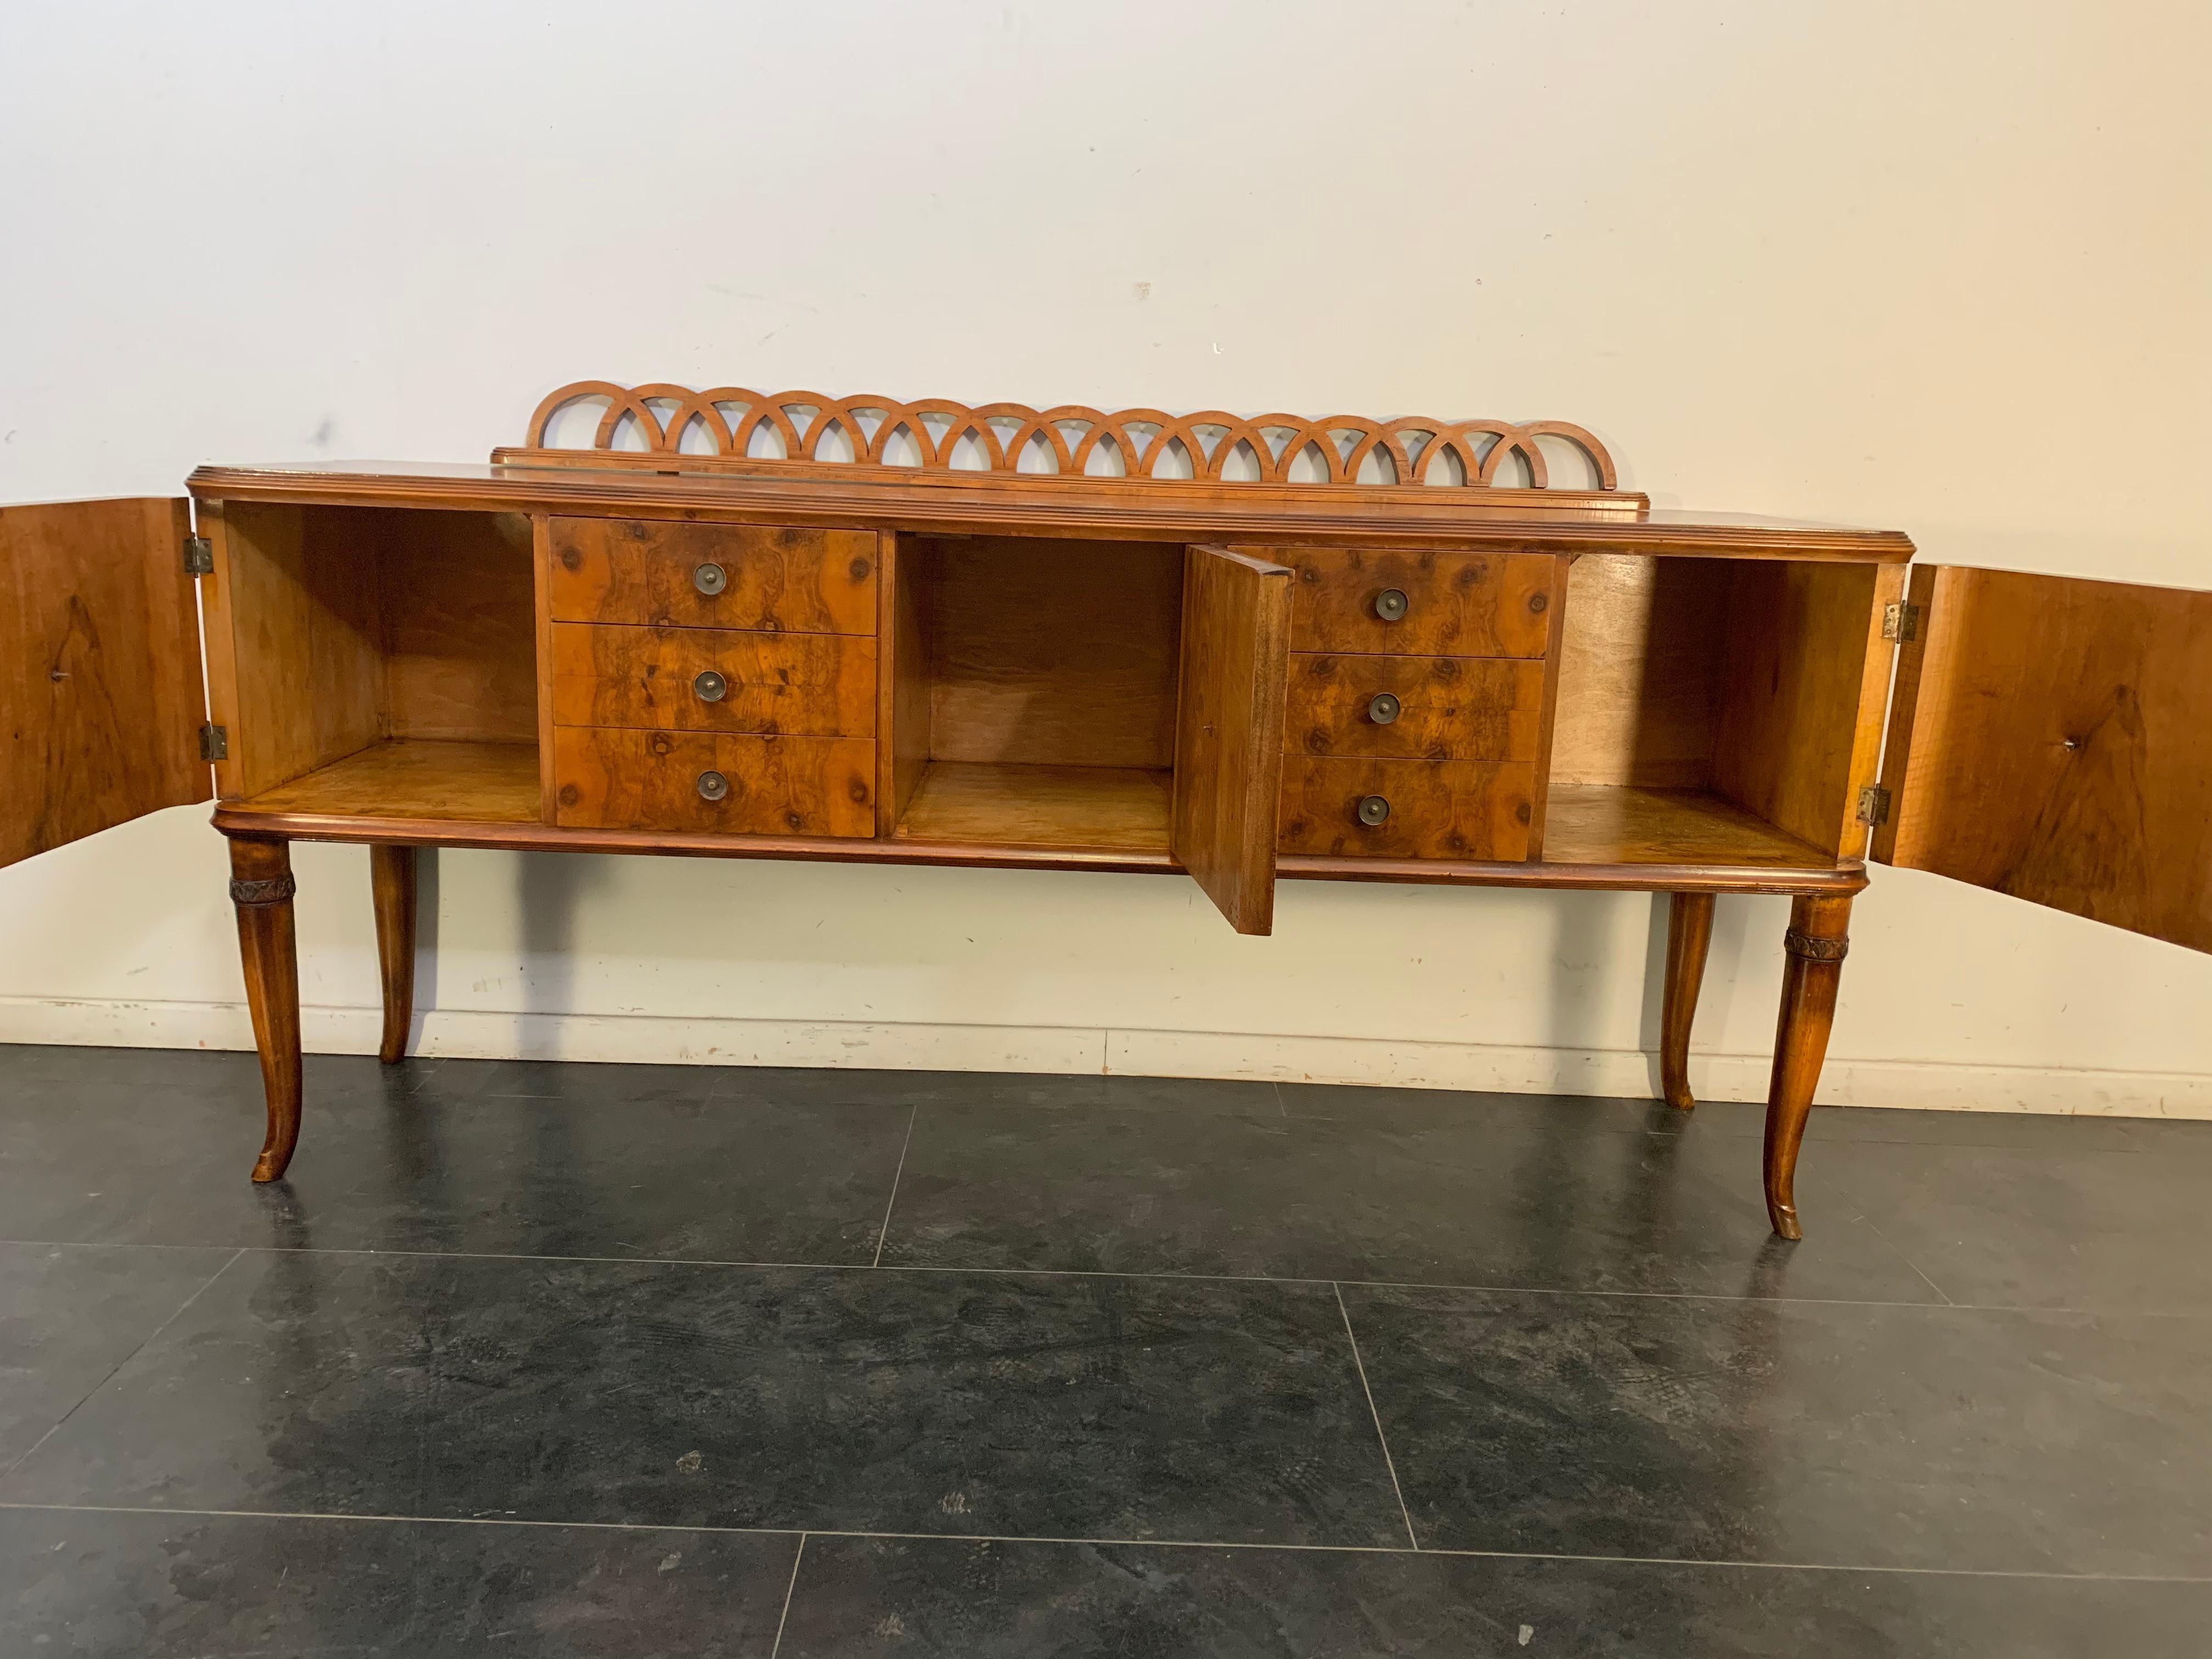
1, 498, 210, 870
1172, 544, 1294, 935
1872, 563, 2212, 952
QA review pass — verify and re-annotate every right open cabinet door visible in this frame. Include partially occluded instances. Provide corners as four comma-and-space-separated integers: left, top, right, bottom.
2, 498, 210, 872
1172, 544, 1294, 935
1872, 564, 2212, 952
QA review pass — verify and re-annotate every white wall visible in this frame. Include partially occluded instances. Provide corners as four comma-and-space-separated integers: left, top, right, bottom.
4, 0, 2209, 1114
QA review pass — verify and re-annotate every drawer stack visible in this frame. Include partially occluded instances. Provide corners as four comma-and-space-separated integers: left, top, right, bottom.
1273, 548, 1554, 860
545, 518, 878, 837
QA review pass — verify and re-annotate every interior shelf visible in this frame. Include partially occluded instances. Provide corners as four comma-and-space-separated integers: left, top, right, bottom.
1541, 784, 1838, 870
893, 761, 1172, 851
232, 740, 541, 823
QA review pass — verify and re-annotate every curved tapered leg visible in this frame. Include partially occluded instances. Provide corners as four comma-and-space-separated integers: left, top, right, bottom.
1762, 893, 1852, 1240
230, 837, 303, 1183
1661, 892, 1716, 1111
370, 844, 417, 1065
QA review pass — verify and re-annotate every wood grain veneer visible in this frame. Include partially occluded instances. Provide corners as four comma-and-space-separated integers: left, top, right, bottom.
914, 535, 1185, 770
1709, 559, 1897, 857
547, 518, 877, 634
235, 740, 540, 822
550, 623, 876, 737
1285, 654, 1544, 761
1276, 546, 1556, 658
893, 761, 1172, 851
1874, 565, 2212, 952
1278, 757, 1535, 861
1172, 546, 1294, 933
1542, 784, 1836, 869
553, 728, 874, 837
0, 497, 207, 869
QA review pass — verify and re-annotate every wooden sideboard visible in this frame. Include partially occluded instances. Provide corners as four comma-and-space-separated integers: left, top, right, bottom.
6, 381, 2208, 1239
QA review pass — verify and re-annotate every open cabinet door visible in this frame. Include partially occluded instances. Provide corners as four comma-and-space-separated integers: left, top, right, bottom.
1872, 565, 2212, 952
1172, 544, 1293, 935
2, 499, 209, 870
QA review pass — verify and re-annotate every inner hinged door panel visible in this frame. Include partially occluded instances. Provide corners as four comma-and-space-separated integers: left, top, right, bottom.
1172, 544, 1293, 934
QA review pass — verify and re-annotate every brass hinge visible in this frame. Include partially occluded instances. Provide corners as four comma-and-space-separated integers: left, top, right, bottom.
1881, 601, 1920, 642
183, 536, 214, 575
1857, 783, 1892, 826
198, 723, 229, 761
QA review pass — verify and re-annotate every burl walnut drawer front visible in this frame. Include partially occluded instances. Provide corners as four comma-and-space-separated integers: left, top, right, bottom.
549, 624, 876, 738
548, 518, 878, 634
1278, 757, 1534, 860
1278, 549, 1554, 658
553, 728, 876, 837
1286, 654, 1544, 761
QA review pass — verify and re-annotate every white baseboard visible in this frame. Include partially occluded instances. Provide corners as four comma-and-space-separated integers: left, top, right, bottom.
3, 996, 2209, 1120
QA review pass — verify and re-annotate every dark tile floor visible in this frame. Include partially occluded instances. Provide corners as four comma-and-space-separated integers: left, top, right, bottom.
2, 1045, 2209, 1655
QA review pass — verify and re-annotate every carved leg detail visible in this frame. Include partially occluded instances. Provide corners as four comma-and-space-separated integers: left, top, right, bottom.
231, 837, 303, 1183
370, 844, 417, 1065
1661, 892, 1716, 1111
1763, 893, 1851, 1240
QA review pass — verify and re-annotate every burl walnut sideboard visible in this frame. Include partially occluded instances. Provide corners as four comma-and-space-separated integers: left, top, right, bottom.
7, 381, 2208, 1239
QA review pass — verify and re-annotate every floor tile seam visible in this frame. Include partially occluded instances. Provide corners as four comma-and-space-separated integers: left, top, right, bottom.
0, 1248, 245, 1489
870, 1104, 919, 1268
1, 1504, 2207, 1584
769, 1532, 806, 1659
41, 1238, 2184, 1317
1853, 1210, 1958, 1307
1794, 1138, 1968, 1308
1640, 1122, 2212, 1159
0, 1238, 250, 1254
1334, 1280, 1420, 1550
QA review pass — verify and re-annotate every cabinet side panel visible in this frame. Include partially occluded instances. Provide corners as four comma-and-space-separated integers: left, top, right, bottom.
922, 535, 1184, 769
0, 497, 206, 867
198, 500, 246, 798
1546, 554, 1732, 788
1709, 561, 1882, 856
382, 511, 538, 743
218, 503, 387, 798
1522, 554, 1575, 859
532, 516, 559, 825
1878, 566, 2212, 952
1869, 562, 1942, 867
883, 531, 931, 830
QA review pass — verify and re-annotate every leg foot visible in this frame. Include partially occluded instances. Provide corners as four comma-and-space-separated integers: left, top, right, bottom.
1763, 893, 1851, 1239
1661, 892, 1715, 1111
231, 837, 302, 1183
370, 844, 417, 1065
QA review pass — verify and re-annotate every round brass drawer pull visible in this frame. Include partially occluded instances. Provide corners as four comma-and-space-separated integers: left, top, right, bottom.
693, 561, 728, 596
1367, 692, 1401, 725
1357, 794, 1391, 826
1373, 588, 1408, 622
696, 770, 730, 803
693, 670, 727, 702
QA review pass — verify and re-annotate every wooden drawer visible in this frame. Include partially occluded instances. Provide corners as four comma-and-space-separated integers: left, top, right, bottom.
1278, 756, 1533, 860
1273, 548, 1555, 658
550, 623, 875, 737
548, 518, 878, 634
1286, 653, 1544, 761
553, 727, 876, 837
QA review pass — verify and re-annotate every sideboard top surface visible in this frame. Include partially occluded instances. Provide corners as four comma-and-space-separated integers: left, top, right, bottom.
184, 459, 1914, 561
